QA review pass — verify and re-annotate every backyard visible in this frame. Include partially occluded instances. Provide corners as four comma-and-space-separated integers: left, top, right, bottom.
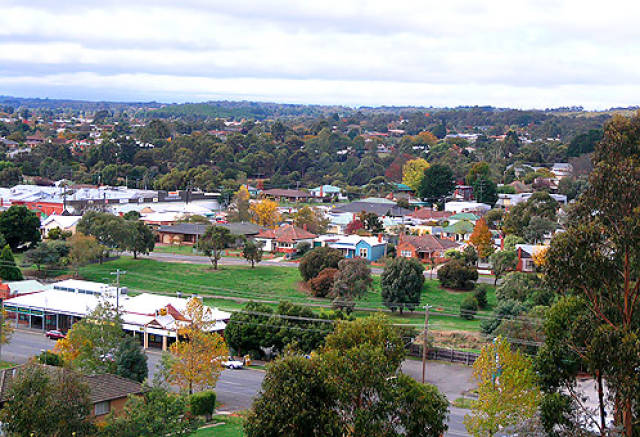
78, 257, 495, 332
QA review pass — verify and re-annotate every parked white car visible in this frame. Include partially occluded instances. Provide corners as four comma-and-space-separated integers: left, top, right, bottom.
222, 357, 244, 369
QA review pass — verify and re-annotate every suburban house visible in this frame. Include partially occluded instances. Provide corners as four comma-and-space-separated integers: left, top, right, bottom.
439, 220, 475, 242
309, 185, 345, 200
444, 201, 491, 215
326, 212, 354, 234
410, 208, 452, 224
317, 234, 387, 262
155, 222, 261, 245
255, 224, 317, 254
0, 364, 146, 420
396, 234, 460, 263
260, 188, 314, 202
332, 199, 413, 217
496, 192, 567, 211
515, 244, 547, 272
156, 223, 209, 245
453, 185, 474, 201
447, 212, 480, 226
40, 214, 82, 237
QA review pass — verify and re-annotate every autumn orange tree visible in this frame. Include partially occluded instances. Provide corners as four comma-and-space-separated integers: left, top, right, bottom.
168, 329, 227, 394
469, 218, 493, 259
250, 199, 280, 228
167, 298, 228, 394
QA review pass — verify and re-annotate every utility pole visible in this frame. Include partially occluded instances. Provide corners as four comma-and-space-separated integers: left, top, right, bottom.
422, 304, 432, 383
0, 297, 3, 362
110, 269, 126, 315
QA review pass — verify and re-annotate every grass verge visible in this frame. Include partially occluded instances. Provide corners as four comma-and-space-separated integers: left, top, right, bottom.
191, 415, 244, 437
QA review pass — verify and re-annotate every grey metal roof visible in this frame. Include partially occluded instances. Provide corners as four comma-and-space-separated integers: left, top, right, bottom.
157, 222, 262, 236
332, 201, 413, 217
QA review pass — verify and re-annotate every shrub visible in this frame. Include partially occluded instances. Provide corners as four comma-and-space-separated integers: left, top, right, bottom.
308, 268, 338, 297
37, 350, 63, 366
298, 247, 343, 281
190, 391, 217, 420
473, 284, 490, 309
437, 260, 478, 290
460, 296, 478, 320
296, 241, 311, 255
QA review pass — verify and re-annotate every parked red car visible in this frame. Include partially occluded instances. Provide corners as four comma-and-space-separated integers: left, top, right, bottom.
45, 330, 66, 340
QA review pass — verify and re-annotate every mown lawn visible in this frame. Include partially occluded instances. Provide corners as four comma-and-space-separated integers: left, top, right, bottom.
153, 245, 204, 256
79, 257, 495, 332
191, 415, 244, 437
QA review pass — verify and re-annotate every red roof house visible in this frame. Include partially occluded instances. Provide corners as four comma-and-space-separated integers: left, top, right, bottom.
255, 224, 317, 254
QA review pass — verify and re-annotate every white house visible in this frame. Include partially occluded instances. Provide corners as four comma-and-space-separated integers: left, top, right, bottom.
444, 201, 491, 215
40, 215, 82, 237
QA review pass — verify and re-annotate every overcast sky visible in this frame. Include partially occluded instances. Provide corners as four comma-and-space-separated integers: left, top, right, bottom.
1, 0, 638, 109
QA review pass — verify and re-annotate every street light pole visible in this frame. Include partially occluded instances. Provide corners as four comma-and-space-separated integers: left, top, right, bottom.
422, 304, 432, 383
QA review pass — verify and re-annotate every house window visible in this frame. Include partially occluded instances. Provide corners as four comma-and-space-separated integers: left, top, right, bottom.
94, 401, 110, 416
401, 251, 412, 258
524, 260, 535, 271
358, 248, 368, 258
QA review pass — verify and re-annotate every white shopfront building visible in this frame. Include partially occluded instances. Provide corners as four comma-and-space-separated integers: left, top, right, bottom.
4, 279, 230, 351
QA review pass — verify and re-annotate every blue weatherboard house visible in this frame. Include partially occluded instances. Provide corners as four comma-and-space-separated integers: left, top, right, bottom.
324, 235, 387, 262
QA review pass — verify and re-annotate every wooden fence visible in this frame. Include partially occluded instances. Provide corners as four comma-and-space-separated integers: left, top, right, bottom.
407, 344, 479, 366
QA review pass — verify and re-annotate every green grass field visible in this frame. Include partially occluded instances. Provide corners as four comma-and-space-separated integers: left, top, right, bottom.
79, 257, 495, 332
153, 245, 204, 256
191, 415, 244, 437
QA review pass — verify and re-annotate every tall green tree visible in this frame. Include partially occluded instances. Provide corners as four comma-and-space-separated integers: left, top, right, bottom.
197, 225, 234, 270
246, 316, 449, 437
76, 211, 131, 250
115, 336, 148, 383
0, 205, 40, 249
55, 302, 125, 374
542, 112, 640, 436
0, 363, 95, 437
489, 250, 517, 286
502, 192, 558, 238
242, 239, 263, 268
244, 355, 343, 437
330, 258, 373, 312
472, 176, 498, 206
23, 242, 61, 277
125, 221, 155, 259
381, 257, 424, 313
0, 244, 22, 280
418, 164, 455, 201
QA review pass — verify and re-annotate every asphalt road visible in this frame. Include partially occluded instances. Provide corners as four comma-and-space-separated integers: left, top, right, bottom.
141, 251, 496, 284
2, 329, 264, 414
4, 328, 472, 435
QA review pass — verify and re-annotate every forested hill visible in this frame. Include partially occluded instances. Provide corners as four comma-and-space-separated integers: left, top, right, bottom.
144, 101, 350, 120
